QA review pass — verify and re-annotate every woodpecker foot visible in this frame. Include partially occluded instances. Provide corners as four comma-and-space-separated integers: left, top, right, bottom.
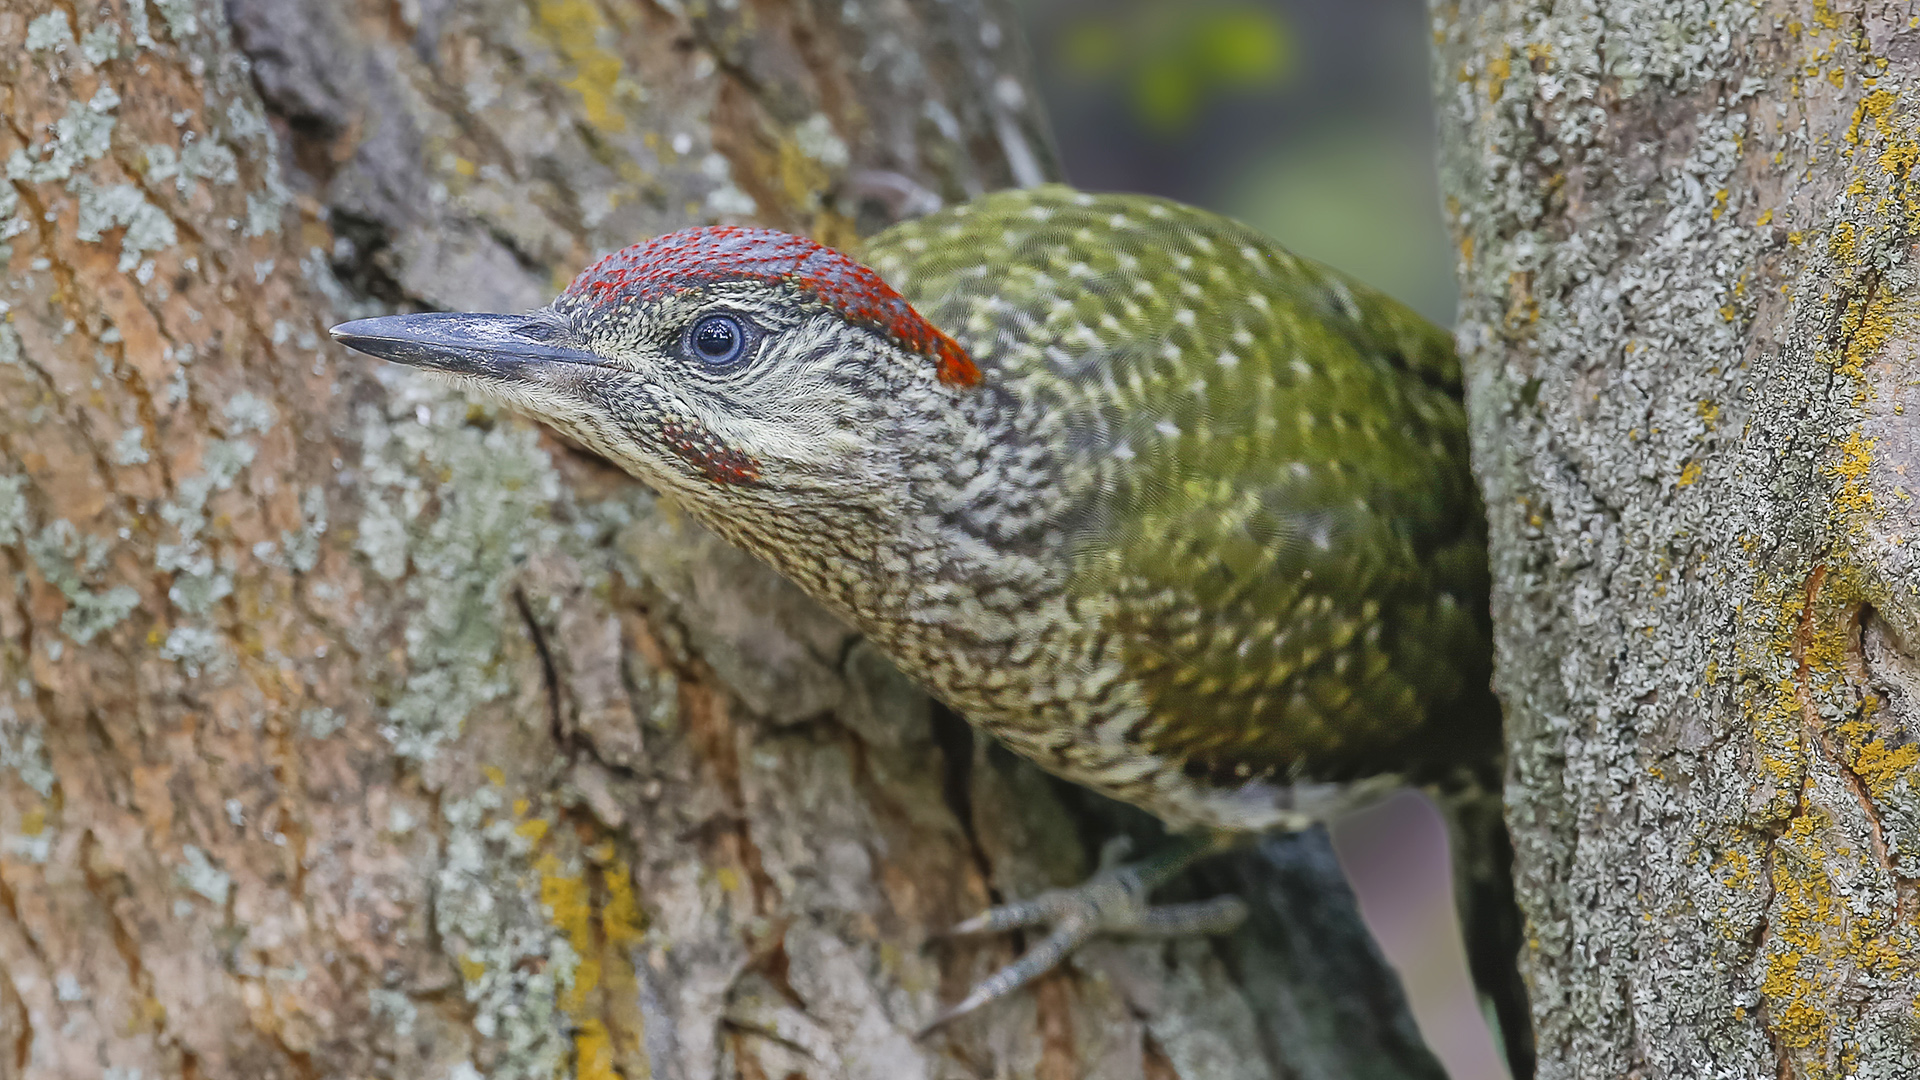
920, 833, 1244, 1033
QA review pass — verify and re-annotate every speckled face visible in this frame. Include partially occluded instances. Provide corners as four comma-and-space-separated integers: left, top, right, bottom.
456, 228, 984, 508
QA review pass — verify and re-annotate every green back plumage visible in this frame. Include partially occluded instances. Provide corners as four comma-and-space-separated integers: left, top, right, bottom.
866, 185, 1494, 784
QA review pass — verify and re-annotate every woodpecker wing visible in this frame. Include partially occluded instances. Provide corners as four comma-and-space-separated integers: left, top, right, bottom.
865, 186, 1494, 784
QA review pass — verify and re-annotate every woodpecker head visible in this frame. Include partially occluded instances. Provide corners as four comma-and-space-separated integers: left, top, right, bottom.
331, 227, 981, 511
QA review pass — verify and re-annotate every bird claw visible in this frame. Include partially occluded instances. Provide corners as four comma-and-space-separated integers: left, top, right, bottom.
920, 836, 1245, 1034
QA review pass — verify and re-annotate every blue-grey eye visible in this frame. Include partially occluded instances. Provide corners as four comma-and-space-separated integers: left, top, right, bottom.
689, 314, 747, 367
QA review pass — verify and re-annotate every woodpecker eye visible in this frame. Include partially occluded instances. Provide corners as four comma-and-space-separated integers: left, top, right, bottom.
687, 313, 749, 368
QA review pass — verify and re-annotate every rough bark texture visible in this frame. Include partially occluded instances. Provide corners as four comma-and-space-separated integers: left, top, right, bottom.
0, 1, 1442, 1077
1435, 1, 1920, 1076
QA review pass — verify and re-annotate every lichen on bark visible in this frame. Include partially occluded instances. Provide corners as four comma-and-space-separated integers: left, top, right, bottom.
1435, 1, 1920, 1075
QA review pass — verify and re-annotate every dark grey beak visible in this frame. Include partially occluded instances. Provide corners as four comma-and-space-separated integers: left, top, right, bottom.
329, 310, 602, 380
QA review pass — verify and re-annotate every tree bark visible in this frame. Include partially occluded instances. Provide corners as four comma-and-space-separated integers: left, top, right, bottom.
0, 1, 1441, 1077
1436, 1, 1920, 1076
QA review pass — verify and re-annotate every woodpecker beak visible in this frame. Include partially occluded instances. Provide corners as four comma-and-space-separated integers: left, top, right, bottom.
329, 310, 602, 382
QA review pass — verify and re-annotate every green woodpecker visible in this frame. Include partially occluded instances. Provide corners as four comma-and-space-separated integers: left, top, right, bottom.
331, 185, 1504, 1033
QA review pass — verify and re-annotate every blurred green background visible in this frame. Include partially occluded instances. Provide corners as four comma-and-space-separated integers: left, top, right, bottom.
1011, 3, 1498, 1078
1016, 0, 1457, 325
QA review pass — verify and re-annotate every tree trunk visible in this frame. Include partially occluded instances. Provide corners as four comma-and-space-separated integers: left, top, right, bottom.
0, 1, 1440, 1077
1435, 1, 1920, 1076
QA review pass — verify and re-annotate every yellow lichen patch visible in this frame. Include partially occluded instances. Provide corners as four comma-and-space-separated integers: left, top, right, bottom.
1856, 737, 1919, 797
1486, 49, 1511, 103
534, 837, 652, 1078
538, 853, 601, 1012
1796, 583, 1858, 690
1845, 89, 1897, 147
601, 854, 647, 948
779, 136, 833, 212
1678, 461, 1703, 487
1754, 675, 1808, 789
1761, 803, 1920, 1069
574, 1018, 616, 1080
1741, 554, 1920, 1066
1880, 138, 1919, 179
1761, 814, 1838, 1052
1828, 221, 1856, 262
1841, 720, 1919, 800
1830, 285, 1903, 392
1716, 847, 1754, 890
773, 134, 859, 250
1839, 87, 1920, 226
532, 0, 628, 133
1828, 430, 1877, 519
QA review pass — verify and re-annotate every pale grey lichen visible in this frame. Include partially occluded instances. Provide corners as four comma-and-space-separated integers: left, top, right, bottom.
0, 185, 25, 257
794, 113, 851, 169
146, 137, 240, 194
159, 626, 227, 676
299, 707, 344, 739
3, 829, 52, 865
6, 100, 115, 184
153, 438, 258, 651
700, 153, 757, 218
24, 11, 73, 53
0, 474, 28, 545
221, 390, 277, 435
126, 0, 154, 49
26, 520, 142, 644
72, 179, 178, 272
281, 485, 328, 573
167, 559, 231, 616
354, 491, 410, 581
354, 387, 562, 761
370, 987, 420, 1040
112, 426, 150, 466
153, 0, 200, 42
0, 703, 55, 798
224, 97, 271, 144
80, 23, 124, 65
176, 843, 231, 905
246, 184, 288, 238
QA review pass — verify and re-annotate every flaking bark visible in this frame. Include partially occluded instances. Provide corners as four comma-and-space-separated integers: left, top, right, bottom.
0, 1, 1440, 1077
1435, 1, 1920, 1076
